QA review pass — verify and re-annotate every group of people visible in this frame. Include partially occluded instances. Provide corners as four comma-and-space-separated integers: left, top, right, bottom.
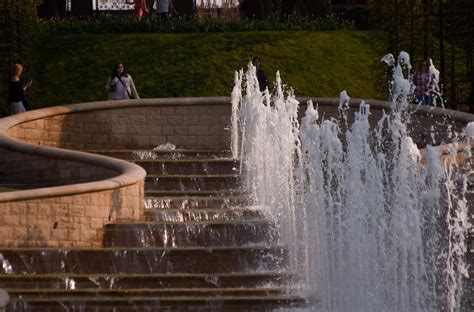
7, 56, 438, 116
5, 62, 141, 115
6, 57, 267, 115
131, 0, 172, 21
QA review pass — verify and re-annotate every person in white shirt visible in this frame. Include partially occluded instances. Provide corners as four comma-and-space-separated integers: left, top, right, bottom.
156, 0, 170, 18
106, 63, 139, 100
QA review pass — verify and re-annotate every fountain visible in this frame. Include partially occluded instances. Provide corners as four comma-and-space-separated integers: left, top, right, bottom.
0, 51, 472, 310
232, 52, 473, 311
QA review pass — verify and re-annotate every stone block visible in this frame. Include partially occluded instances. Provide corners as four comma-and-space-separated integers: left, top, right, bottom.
83, 123, 99, 133
93, 113, 112, 123
212, 105, 232, 115
165, 136, 182, 146
113, 124, 128, 135
9, 203, 26, 215
183, 115, 199, 125
46, 240, 60, 248
126, 124, 142, 135
35, 119, 45, 129
161, 107, 175, 115
198, 115, 215, 124
188, 126, 209, 136
146, 115, 168, 125
133, 135, 152, 147
168, 116, 183, 125
89, 217, 105, 229
72, 216, 89, 228
50, 228, 69, 241
174, 106, 190, 115
180, 136, 198, 148
141, 125, 161, 135
161, 126, 175, 136
51, 203, 69, 216
174, 126, 188, 135
80, 229, 100, 242
129, 114, 147, 124
0, 215, 19, 226
69, 204, 85, 216
0, 227, 13, 240
37, 203, 51, 215
68, 229, 81, 241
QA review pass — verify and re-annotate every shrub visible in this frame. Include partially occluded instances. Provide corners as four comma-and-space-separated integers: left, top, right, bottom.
36, 14, 353, 35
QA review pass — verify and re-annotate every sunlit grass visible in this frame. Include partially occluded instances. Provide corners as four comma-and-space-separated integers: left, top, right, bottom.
31, 30, 383, 107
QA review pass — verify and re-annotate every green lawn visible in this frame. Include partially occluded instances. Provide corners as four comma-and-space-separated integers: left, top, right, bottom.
31, 31, 383, 107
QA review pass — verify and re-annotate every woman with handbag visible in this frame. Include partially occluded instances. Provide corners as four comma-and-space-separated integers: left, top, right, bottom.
7, 63, 32, 114
106, 63, 140, 100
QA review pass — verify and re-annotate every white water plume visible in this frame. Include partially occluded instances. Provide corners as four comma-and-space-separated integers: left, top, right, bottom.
231, 52, 471, 311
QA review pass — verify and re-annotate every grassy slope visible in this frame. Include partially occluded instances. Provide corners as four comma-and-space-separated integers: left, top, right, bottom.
33, 31, 382, 107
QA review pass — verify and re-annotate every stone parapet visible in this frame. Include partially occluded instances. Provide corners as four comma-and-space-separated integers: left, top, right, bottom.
0, 97, 472, 248
0, 180, 143, 248
6, 98, 231, 150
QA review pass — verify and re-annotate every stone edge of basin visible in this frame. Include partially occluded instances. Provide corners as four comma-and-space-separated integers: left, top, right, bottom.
0, 97, 472, 203
0, 97, 232, 203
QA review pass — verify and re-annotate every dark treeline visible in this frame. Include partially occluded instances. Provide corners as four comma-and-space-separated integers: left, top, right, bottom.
370, 0, 474, 112
0, 0, 41, 115
239, 0, 332, 19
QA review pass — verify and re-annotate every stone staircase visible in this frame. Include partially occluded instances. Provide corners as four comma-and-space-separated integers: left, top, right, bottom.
0, 149, 305, 311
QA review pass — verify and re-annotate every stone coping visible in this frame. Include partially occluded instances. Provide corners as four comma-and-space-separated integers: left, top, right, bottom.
299, 97, 474, 157
299, 97, 474, 124
0, 97, 472, 204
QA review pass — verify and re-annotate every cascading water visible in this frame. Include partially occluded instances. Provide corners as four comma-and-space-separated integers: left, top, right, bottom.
232, 53, 472, 311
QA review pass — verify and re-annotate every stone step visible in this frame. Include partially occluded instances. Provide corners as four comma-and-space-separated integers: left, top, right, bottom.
0, 246, 289, 275
145, 175, 240, 192
144, 195, 255, 210
0, 273, 296, 289
85, 149, 233, 161
144, 189, 245, 197
6, 295, 306, 311
135, 159, 240, 176
102, 221, 278, 247
143, 208, 266, 222
6, 287, 292, 299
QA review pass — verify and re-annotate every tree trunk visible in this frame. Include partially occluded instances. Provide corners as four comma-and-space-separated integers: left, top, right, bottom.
422, 0, 430, 59
469, 2, 474, 113
409, 0, 416, 58
438, 0, 445, 97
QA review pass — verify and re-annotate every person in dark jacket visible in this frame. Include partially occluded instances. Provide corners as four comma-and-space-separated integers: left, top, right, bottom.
252, 57, 268, 92
7, 63, 32, 114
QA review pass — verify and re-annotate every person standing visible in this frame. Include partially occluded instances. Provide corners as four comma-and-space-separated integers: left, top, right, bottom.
133, 0, 148, 21
413, 60, 435, 105
252, 57, 268, 92
7, 63, 32, 114
156, 0, 170, 18
106, 63, 140, 100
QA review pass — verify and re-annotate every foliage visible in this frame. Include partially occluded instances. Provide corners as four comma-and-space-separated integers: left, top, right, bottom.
30, 31, 382, 108
36, 13, 353, 35
0, 0, 42, 116
368, 0, 474, 112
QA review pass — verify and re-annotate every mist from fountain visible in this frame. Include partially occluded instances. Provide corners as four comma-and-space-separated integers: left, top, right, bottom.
232, 52, 472, 311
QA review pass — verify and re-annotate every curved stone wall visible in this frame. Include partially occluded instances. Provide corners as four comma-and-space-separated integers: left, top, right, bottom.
0, 97, 472, 248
